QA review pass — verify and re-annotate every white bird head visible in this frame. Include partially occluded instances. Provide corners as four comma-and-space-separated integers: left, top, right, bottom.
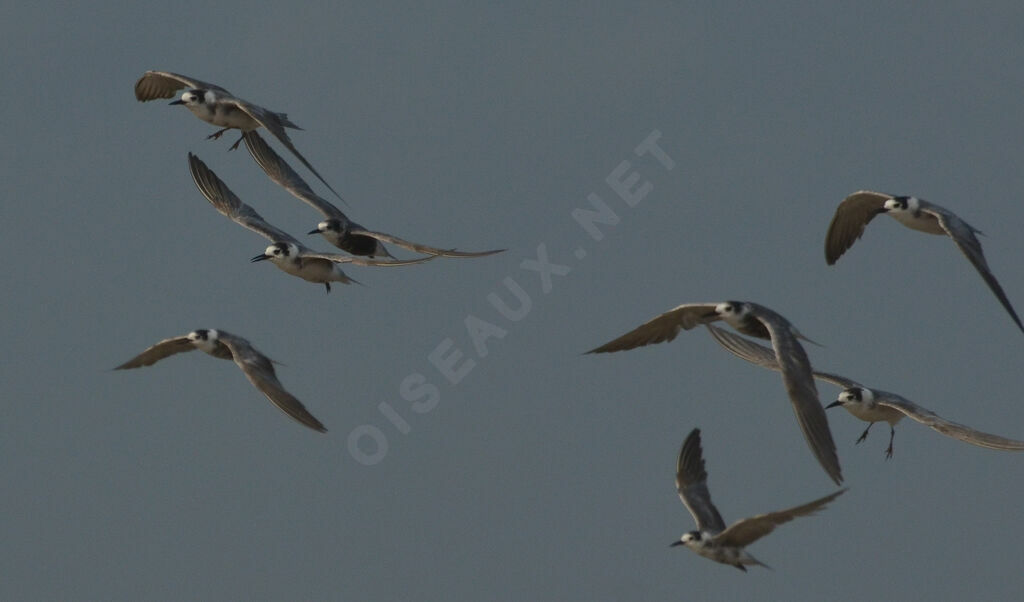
672, 531, 703, 550
251, 242, 298, 264
187, 328, 220, 353
309, 218, 346, 237
169, 89, 208, 107
883, 196, 919, 213
714, 301, 749, 320
827, 387, 874, 409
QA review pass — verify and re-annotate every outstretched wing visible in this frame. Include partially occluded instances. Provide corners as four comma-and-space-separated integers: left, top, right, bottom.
676, 429, 726, 533
113, 335, 197, 369
926, 206, 1024, 334
752, 307, 843, 485
586, 303, 720, 354
824, 191, 891, 264
134, 70, 230, 101
716, 489, 845, 548
226, 100, 346, 205
187, 153, 298, 244
217, 333, 327, 433
878, 394, 1024, 451
242, 131, 345, 219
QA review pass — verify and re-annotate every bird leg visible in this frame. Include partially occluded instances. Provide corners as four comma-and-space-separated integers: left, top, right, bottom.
855, 422, 874, 444
206, 127, 231, 141
228, 134, 245, 151
884, 426, 896, 460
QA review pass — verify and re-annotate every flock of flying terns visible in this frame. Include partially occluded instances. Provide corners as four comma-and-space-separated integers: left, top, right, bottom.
117, 70, 502, 436
585, 194, 1024, 569
116, 70, 1023, 572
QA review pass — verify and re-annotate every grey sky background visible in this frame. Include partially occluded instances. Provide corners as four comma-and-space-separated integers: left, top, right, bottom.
4, 2, 1024, 600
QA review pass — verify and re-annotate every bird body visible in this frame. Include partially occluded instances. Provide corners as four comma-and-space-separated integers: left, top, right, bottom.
830, 389, 905, 426
677, 532, 770, 571
250, 242, 360, 287
882, 196, 946, 235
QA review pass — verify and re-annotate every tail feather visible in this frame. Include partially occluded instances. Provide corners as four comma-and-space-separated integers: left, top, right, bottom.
747, 554, 772, 571
276, 112, 303, 130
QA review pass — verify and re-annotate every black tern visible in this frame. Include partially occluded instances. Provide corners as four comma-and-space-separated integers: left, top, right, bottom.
241, 131, 504, 259
187, 153, 434, 292
825, 190, 1024, 334
135, 70, 346, 204
587, 301, 842, 485
706, 324, 1024, 457
672, 428, 846, 571
114, 329, 326, 432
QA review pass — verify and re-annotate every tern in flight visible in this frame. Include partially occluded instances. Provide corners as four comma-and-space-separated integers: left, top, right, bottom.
706, 324, 1024, 457
135, 70, 346, 203
187, 153, 433, 292
115, 329, 326, 432
242, 130, 504, 259
672, 428, 845, 571
587, 301, 842, 485
824, 191, 1023, 334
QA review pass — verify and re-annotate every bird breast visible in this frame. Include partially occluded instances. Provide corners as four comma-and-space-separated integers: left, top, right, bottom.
286, 257, 340, 283
699, 543, 743, 565
888, 210, 945, 235
191, 102, 260, 130
843, 402, 904, 425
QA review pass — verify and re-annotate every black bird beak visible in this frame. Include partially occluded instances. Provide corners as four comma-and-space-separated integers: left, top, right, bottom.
169, 99, 184, 105
825, 400, 843, 409
670, 541, 684, 547
251, 254, 270, 263
307, 228, 320, 235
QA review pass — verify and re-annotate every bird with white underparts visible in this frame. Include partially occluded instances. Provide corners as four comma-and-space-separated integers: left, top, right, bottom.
242, 131, 504, 259
825, 190, 1023, 334
706, 324, 1024, 457
672, 428, 845, 571
135, 70, 346, 204
586, 301, 842, 485
114, 329, 326, 432
187, 153, 434, 292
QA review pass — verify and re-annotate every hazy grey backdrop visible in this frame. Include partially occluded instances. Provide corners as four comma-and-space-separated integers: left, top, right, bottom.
3, 2, 1023, 600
